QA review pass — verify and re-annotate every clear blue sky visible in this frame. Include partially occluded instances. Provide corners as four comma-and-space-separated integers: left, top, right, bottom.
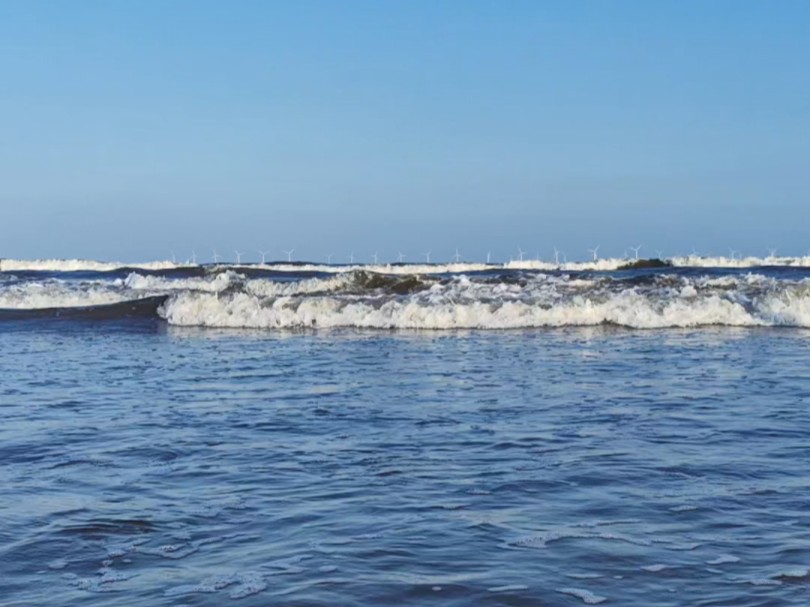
1, 1, 807, 262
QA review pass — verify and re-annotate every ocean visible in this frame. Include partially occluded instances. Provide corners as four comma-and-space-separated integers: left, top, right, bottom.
2, 256, 810, 606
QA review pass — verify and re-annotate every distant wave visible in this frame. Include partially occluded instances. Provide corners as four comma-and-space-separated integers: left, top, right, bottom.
5, 255, 810, 275
670, 255, 810, 269
505, 255, 810, 271
0, 280, 136, 309
0, 258, 182, 273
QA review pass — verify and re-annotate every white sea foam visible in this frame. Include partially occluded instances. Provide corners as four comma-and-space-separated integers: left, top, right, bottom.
0, 281, 132, 309
6, 254, 810, 275
557, 587, 607, 604
774, 567, 809, 579
123, 271, 358, 296
7, 263, 810, 328
157, 275, 810, 329
248, 261, 497, 274
0, 258, 181, 272
670, 255, 810, 269
488, 584, 529, 592
706, 555, 740, 565
5, 254, 810, 275
123, 271, 245, 293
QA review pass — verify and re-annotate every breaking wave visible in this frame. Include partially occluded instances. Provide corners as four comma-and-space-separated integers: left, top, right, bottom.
156, 272, 810, 330
0, 280, 135, 309
5, 259, 810, 330
0, 258, 182, 273
5, 254, 810, 275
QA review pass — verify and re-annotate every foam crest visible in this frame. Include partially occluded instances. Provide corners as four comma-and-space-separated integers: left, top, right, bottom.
557, 588, 607, 604
157, 275, 810, 329
0, 281, 131, 309
5, 255, 810, 275
670, 254, 810, 268
123, 271, 245, 293
247, 261, 496, 275
0, 258, 181, 273
124, 271, 359, 296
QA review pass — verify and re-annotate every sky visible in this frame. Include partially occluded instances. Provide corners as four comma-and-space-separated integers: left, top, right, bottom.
0, 0, 808, 263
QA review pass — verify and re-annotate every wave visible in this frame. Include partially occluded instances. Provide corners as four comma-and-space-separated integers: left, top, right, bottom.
156, 273, 810, 330
0, 258, 182, 273
5, 255, 810, 276
0, 271, 431, 311
0, 296, 168, 321
124, 269, 431, 296
7, 267, 810, 330
670, 255, 810, 269
121, 270, 355, 296
0, 280, 136, 309
212, 254, 810, 273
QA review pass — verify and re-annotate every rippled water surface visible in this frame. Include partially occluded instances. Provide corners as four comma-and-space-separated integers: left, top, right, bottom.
3, 323, 810, 606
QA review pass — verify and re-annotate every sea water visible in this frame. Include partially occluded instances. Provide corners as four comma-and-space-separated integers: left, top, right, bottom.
1, 258, 809, 606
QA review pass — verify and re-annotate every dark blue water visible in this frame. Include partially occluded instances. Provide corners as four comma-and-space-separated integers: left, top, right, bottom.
3, 319, 810, 605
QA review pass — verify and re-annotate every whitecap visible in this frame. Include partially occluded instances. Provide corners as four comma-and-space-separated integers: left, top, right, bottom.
557, 587, 608, 604
706, 555, 740, 565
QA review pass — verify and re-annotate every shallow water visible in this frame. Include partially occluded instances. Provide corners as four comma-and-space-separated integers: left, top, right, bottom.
3, 322, 810, 605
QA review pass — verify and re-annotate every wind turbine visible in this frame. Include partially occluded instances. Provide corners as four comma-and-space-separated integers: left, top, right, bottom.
190, 250, 197, 264
553, 247, 560, 265
348, 252, 355, 264
234, 250, 244, 264
517, 247, 525, 262
212, 250, 220, 263
767, 247, 777, 258
258, 250, 269, 264
371, 252, 378, 264
588, 245, 600, 261
169, 250, 176, 263
424, 251, 431, 263
453, 248, 462, 263
630, 245, 642, 260
486, 251, 491, 264
282, 249, 294, 262
397, 252, 406, 262
327, 253, 333, 264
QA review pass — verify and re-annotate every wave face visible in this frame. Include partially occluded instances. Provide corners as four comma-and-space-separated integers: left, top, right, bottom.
5, 259, 810, 329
